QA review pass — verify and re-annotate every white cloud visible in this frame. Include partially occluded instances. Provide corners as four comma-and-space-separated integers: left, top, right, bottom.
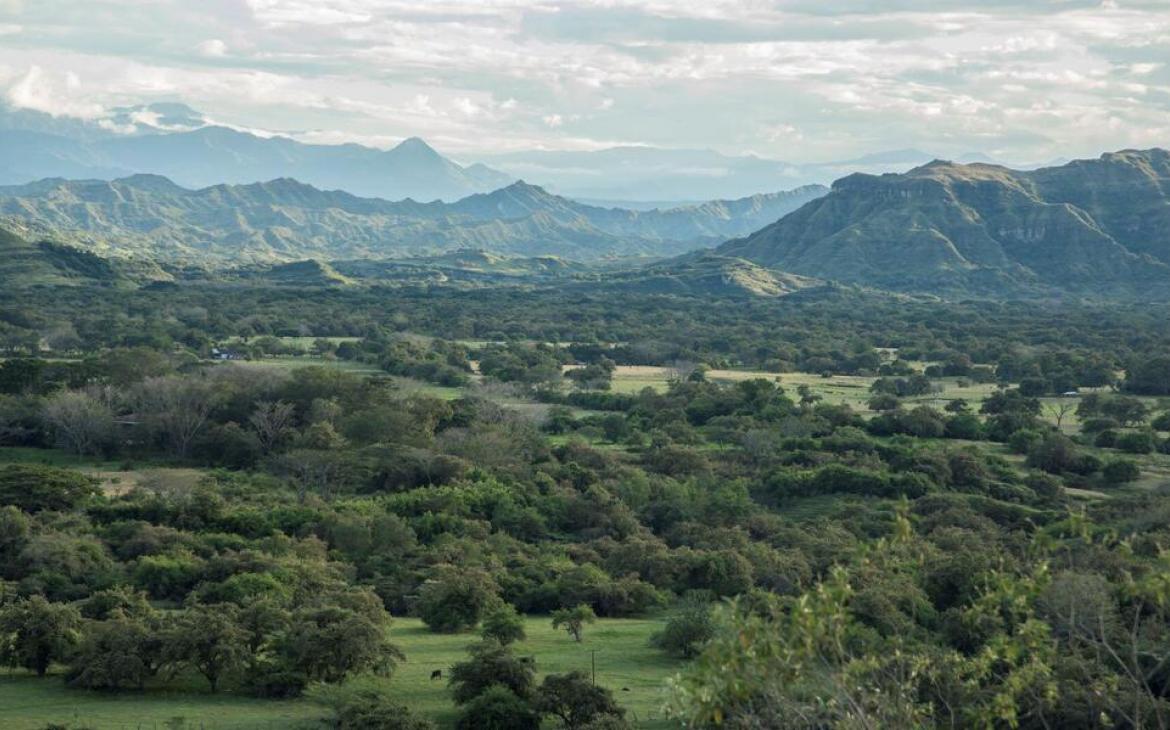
5, 66, 104, 118
196, 39, 229, 58
0, 1, 1168, 161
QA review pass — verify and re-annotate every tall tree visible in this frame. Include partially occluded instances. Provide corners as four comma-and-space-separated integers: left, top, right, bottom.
0, 595, 82, 677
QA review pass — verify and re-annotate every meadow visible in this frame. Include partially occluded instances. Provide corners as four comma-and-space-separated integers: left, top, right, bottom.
0, 617, 679, 730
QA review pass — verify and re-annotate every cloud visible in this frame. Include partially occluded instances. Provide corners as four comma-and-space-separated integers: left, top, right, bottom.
196, 39, 229, 58
5, 66, 105, 118
0, 0, 1167, 161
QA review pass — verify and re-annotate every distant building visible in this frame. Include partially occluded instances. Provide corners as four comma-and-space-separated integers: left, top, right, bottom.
211, 347, 244, 361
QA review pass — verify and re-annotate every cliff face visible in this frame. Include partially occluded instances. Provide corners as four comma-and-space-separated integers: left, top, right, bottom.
717, 150, 1170, 297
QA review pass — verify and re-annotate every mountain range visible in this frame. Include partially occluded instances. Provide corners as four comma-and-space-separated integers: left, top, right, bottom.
1, 102, 1016, 204
0, 175, 827, 265
717, 149, 1170, 298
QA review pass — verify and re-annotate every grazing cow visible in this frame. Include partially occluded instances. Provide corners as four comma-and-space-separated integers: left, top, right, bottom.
431, 669, 442, 681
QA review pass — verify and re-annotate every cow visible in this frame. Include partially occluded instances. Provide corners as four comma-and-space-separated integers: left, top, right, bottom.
430, 669, 443, 681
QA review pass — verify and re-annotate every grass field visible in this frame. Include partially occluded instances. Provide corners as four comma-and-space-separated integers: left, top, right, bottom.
0, 447, 204, 497
0, 616, 681, 730
227, 356, 384, 375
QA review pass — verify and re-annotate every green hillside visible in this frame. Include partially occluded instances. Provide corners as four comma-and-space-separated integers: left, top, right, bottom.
718, 149, 1170, 298
0, 224, 167, 288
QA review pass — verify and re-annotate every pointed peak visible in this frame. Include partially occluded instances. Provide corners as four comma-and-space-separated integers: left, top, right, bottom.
390, 136, 440, 154
501, 179, 551, 195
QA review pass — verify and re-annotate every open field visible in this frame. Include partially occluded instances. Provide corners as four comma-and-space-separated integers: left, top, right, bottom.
0, 616, 680, 730
0, 447, 205, 497
226, 356, 384, 375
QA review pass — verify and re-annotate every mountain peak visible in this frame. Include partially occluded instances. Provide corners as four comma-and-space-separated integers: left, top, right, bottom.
388, 136, 442, 158
500, 179, 551, 196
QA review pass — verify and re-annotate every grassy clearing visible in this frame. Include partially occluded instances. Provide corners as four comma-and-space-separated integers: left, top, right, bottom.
0, 616, 681, 730
225, 356, 384, 375
0, 676, 320, 730
0, 447, 205, 497
388, 616, 679, 728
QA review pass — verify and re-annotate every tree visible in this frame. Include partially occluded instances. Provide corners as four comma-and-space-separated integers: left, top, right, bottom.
0, 464, 99, 512
650, 602, 714, 659
67, 613, 166, 690
1125, 356, 1170, 395
42, 389, 115, 456
1045, 401, 1076, 430
535, 672, 628, 730
313, 684, 437, 730
551, 604, 596, 643
249, 400, 297, 453
456, 685, 541, 730
278, 601, 402, 684
1026, 434, 1081, 474
271, 448, 357, 501
1115, 430, 1156, 454
1102, 459, 1141, 485
448, 640, 535, 705
480, 603, 526, 646
417, 567, 500, 633
134, 376, 218, 458
163, 603, 249, 692
0, 595, 82, 676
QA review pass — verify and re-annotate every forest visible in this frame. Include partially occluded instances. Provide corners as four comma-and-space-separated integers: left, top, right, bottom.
1, 283, 1170, 729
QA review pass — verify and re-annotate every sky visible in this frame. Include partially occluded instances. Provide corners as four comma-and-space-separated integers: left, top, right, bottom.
0, 0, 1168, 163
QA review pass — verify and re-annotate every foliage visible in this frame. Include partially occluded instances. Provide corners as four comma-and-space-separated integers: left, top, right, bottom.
551, 604, 596, 643
448, 640, 536, 705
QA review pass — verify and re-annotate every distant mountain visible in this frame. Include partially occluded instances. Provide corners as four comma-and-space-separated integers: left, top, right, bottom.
717, 149, 1170, 298
0, 104, 514, 202
478, 146, 964, 202
0, 175, 826, 265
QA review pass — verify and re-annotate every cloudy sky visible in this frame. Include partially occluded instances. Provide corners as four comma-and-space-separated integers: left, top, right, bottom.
1, 0, 1168, 162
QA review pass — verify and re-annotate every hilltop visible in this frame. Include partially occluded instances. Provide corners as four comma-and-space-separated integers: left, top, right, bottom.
717, 149, 1170, 298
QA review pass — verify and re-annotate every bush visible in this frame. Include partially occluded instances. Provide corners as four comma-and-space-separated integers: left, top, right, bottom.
314, 686, 437, 730
448, 640, 535, 705
0, 464, 100, 512
535, 672, 628, 730
455, 685, 540, 730
1102, 459, 1141, 485
417, 568, 500, 633
1115, 430, 1156, 454
1081, 417, 1120, 434
480, 604, 526, 645
1152, 412, 1170, 432
650, 603, 715, 658
944, 414, 982, 440
1009, 429, 1044, 455
1093, 430, 1118, 448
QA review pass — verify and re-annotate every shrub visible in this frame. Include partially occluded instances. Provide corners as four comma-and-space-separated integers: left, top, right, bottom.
1102, 460, 1141, 485
0, 464, 100, 512
480, 604, 526, 645
1115, 430, 1156, 454
448, 640, 535, 705
1094, 430, 1118, 448
455, 685, 540, 730
417, 567, 500, 633
650, 602, 715, 658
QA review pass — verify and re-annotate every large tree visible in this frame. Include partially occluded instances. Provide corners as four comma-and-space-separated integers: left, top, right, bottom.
162, 603, 249, 692
0, 595, 82, 677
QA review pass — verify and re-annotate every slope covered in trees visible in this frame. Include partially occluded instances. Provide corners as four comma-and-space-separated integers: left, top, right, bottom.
718, 149, 1170, 298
